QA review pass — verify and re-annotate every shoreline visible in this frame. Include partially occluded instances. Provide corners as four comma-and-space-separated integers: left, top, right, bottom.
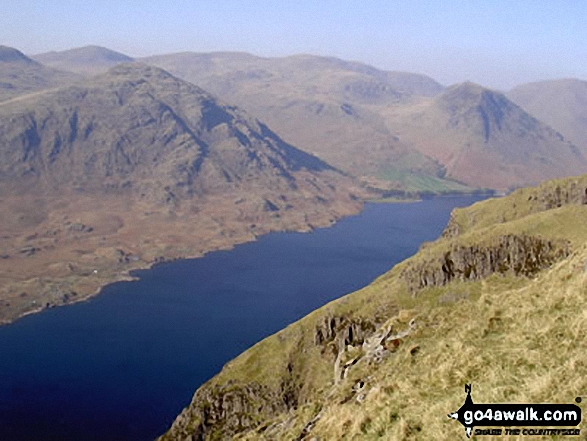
0, 202, 364, 327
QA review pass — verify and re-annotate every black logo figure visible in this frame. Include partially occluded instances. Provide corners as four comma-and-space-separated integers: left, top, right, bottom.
448, 384, 475, 438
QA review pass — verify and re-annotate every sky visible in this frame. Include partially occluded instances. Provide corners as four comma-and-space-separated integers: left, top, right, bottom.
1, 0, 586, 89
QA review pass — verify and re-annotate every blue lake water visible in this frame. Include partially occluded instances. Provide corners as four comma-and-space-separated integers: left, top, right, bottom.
0, 196, 486, 440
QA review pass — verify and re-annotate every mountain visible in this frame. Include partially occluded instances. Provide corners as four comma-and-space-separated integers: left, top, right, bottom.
140, 52, 444, 102
141, 52, 464, 193
142, 52, 587, 191
33, 45, 135, 75
381, 82, 587, 189
160, 173, 587, 440
509, 79, 587, 154
0, 63, 346, 199
0, 63, 363, 324
0, 45, 79, 102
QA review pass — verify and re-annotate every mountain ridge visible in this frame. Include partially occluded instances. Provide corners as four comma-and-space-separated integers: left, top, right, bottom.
33, 45, 135, 75
141, 51, 464, 193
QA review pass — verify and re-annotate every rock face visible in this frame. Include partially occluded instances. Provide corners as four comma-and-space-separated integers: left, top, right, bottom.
401, 235, 570, 293
531, 181, 587, 210
314, 315, 377, 351
162, 314, 382, 441
0, 63, 355, 205
165, 382, 288, 441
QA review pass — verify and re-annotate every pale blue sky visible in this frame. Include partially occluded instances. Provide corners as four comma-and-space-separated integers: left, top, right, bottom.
1, 0, 586, 89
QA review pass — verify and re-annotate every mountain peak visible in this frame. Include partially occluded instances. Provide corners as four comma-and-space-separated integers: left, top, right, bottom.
38, 45, 133, 63
443, 81, 492, 98
0, 46, 35, 64
32, 46, 134, 75
437, 81, 512, 116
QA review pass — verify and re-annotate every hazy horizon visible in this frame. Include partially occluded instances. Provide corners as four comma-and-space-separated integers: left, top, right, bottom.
2, 0, 587, 90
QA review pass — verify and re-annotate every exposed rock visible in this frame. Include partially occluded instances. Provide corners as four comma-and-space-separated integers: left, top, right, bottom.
19, 246, 37, 256
441, 211, 462, 239
160, 382, 288, 441
296, 409, 324, 441
263, 199, 279, 212
67, 223, 94, 233
401, 234, 570, 293
314, 316, 377, 350
533, 182, 587, 210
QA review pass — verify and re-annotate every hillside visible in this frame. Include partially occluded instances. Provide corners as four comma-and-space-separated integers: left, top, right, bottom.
509, 79, 587, 154
0, 63, 363, 324
160, 173, 587, 440
382, 82, 587, 189
141, 52, 468, 193
0, 46, 79, 102
32, 45, 135, 75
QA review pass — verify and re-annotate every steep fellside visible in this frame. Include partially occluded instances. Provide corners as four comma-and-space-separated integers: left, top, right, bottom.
160, 174, 587, 440
142, 52, 472, 193
509, 79, 587, 155
0, 63, 348, 202
33, 45, 135, 75
0, 46, 79, 102
0, 63, 363, 324
383, 82, 587, 189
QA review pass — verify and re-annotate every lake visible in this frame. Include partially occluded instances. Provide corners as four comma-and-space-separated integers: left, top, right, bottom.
0, 196, 486, 440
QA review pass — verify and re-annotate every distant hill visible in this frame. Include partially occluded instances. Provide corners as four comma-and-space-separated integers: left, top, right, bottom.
141, 52, 461, 192
0, 45, 79, 102
141, 52, 444, 102
33, 45, 135, 75
143, 51, 587, 191
8, 44, 586, 192
382, 82, 587, 189
509, 78, 587, 154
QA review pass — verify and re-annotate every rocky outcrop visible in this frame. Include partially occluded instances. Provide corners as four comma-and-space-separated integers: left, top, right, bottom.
160, 382, 288, 441
441, 211, 462, 239
163, 316, 380, 440
314, 315, 377, 352
402, 235, 570, 293
443, 180, 587, 239
531, 182, 587, 210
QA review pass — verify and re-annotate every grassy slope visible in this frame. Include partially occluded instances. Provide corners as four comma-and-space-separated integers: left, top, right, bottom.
162, 174, 587, 441
376, 167, 472, 193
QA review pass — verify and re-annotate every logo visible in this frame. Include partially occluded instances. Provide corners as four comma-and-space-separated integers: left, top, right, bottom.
448, 385, 581, 437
